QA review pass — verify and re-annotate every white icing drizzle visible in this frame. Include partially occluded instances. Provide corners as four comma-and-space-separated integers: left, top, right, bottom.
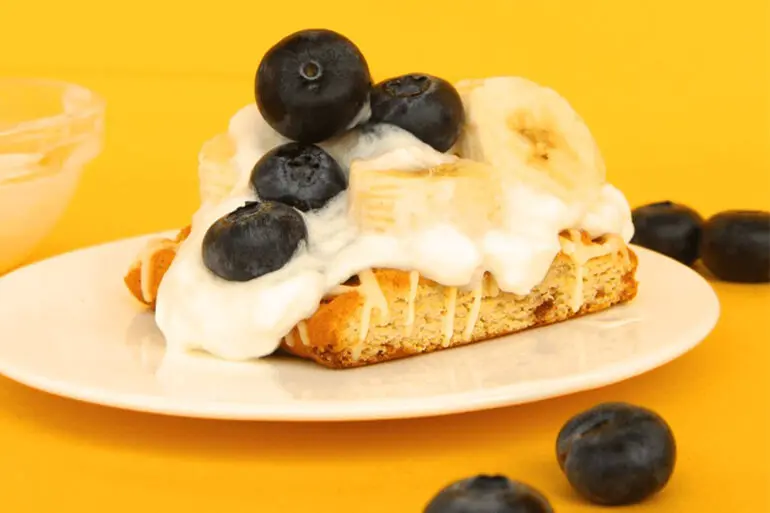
484, 273, 501, 298
326, 284, 358, 296
356, 270, 389, 343
559, 230, 620, 312
297, 321, 310, 346
137, 238, 178, 303
349, 340, 365, 362
442, 287, 458, 346
405, 270, 420, 335
572, 264, 585, 313
143, 224, 627, 362
464, 283, 484, 340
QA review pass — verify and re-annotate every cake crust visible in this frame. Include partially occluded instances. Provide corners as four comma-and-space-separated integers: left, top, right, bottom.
124, 228, 638, 369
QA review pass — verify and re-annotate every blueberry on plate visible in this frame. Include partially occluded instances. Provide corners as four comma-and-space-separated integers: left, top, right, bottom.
255, 29, 372, 143
424, 475, 553, 513
202, 201, 307, 282
370, 73, 465, 152
701, 209, 770, 283
630, 201, 703, 266
251, 142, 346, 212
556, 402, 676, 506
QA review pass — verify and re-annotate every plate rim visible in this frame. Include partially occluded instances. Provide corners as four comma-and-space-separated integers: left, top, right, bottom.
0, 233, 721, 422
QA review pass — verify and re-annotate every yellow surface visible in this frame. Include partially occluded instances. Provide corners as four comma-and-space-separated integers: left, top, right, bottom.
1, 0, 770, 511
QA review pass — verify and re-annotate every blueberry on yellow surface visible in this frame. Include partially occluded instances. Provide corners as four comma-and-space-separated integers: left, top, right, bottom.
556, 402, 676, 506
701, 209, 770, 283
424, 475, 553, 513
631, 201, 703, 266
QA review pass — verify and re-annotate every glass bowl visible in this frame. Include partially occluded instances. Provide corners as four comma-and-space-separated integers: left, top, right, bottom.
0, 78, 105, 275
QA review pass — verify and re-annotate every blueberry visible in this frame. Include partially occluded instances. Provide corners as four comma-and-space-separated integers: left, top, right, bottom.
630, 201, 704, 265
370, 73, 465, 152
556, 402, 676, 506
255, 29, 372, 143
250, 142, 346, 212
202, 201, 307, 282
424, 475, 553, 513
701, 210, 770, 283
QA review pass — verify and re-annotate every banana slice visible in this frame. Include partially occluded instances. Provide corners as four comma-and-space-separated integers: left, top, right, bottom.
198, 133, 239, 204
349, 149, 503, 237
453, 76, 606, 203
198, 105, 291, 205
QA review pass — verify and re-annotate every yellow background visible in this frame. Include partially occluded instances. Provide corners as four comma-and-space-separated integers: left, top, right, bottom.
1, 0, 769, 511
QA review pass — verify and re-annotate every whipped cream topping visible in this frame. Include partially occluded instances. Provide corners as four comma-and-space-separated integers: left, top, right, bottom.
227, 103, 383, 190
155, 105, 635, 361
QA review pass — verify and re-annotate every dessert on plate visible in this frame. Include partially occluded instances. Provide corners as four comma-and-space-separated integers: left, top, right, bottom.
125, 29, 638, 369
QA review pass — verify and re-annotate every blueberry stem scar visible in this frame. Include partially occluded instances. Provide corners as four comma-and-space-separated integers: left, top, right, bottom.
300, 60, 322, 81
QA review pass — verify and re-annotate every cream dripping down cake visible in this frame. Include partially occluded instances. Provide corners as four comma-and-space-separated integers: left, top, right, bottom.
125, 29, 638, 369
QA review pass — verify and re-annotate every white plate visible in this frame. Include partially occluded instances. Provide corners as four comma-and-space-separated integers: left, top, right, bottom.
0, 233, 719, 421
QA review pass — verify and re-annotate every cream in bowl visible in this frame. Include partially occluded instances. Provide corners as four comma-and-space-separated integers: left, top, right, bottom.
0, 78, 105, 274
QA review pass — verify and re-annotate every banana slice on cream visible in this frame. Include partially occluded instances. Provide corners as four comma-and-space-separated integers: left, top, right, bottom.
453, 76, 606, 204
198, 133, 240, 205
349, 150, 503, 237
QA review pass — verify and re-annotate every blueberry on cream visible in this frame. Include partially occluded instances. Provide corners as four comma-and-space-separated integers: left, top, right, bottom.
250, 142, 347, 212
371, 73, 465, 152
255, 29, 372, 143
202, 201, 308, 282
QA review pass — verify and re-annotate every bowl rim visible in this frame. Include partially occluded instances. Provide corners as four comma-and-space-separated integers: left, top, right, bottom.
0, 78, 106, 139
